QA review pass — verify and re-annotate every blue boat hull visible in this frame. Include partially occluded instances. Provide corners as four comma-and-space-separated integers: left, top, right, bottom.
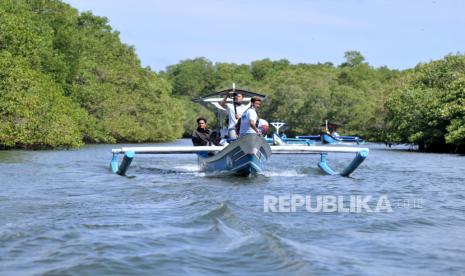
296, 134, 365, 145
266, 136, 315, 146
198, 134, 271, 176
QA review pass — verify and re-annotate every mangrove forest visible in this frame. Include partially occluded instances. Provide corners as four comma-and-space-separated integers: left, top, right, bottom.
1, 0, 464, 153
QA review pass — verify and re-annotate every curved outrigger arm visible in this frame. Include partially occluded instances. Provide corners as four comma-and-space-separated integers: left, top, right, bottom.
111, 150, 135, 175
270, 145, 369, 177
110, 146, 225, 176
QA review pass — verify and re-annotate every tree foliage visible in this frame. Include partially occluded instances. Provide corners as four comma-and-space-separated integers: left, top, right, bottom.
164, 52, 464, 153
1, 1, 463, 153
385, 55, 465, 152
0, 0, 184, 148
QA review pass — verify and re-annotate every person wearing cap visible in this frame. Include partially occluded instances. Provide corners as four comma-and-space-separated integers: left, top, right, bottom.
239, 96, 262, 137
220, 91, 250, 140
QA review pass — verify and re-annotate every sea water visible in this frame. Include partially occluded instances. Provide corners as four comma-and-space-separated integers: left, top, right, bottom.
1, 140, 464, 275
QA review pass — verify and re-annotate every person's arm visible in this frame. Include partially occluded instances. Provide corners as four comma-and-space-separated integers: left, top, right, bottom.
192, 130, 200, 146
250, 119, 260, 134
249, 110, 260, 134
209, 130, 220, 146
206, 130, 212, 146
220, 93, 229, 108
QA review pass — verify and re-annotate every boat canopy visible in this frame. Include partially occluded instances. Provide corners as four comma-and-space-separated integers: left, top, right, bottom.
192, 87, 267, 133
192, 88, 267, 110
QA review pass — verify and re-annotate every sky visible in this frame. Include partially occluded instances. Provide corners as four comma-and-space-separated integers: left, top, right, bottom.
64, 0, 464, 71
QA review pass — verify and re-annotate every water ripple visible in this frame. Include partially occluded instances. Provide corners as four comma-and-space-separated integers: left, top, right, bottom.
1, 142, 465, 274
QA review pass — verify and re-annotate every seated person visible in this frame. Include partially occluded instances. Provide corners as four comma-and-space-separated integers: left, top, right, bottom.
192, 117, 211, 146
325, 123, 341, 138
328, 127, 340, 137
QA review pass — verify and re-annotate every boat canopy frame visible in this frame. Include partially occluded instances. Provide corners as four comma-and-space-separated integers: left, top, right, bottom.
192, 87, 267, 136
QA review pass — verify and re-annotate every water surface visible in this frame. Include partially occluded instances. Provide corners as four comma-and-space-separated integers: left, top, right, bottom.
1, 140, 464, 275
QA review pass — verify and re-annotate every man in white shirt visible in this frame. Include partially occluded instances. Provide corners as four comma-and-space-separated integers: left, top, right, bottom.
239, 97, 262, 136
220, 91, 250, 140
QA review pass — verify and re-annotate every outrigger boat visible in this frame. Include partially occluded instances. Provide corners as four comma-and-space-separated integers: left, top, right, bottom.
110, 86, 369, 177
296, 134, 365, 145
296, 121, 365, 145
112, 134, 271, 177
266, 122, 315, 146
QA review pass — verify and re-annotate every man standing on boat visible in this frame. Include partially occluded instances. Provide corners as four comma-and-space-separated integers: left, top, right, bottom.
220, 91, 250, 140
239, 97, 262, 137
192, 117, 212, 146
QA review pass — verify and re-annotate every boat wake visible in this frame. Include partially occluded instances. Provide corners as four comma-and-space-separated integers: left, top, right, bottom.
133, 165, 200, 176
173, 164, 200, 172
263, 169, 308, 177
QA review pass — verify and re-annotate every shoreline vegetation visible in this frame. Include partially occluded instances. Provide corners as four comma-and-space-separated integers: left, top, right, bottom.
1, 0, 464, 153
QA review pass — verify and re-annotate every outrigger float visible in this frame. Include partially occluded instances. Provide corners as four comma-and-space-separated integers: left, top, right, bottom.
110, 87, 369, 177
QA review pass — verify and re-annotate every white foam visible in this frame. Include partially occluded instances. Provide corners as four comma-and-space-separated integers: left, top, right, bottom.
173, 164, 200, 172
263, 170, 307, 177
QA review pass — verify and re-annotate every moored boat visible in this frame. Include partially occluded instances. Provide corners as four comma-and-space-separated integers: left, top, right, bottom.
266, 122, 315, 146
296, 121, 365, 145
296, 134, 365, 145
